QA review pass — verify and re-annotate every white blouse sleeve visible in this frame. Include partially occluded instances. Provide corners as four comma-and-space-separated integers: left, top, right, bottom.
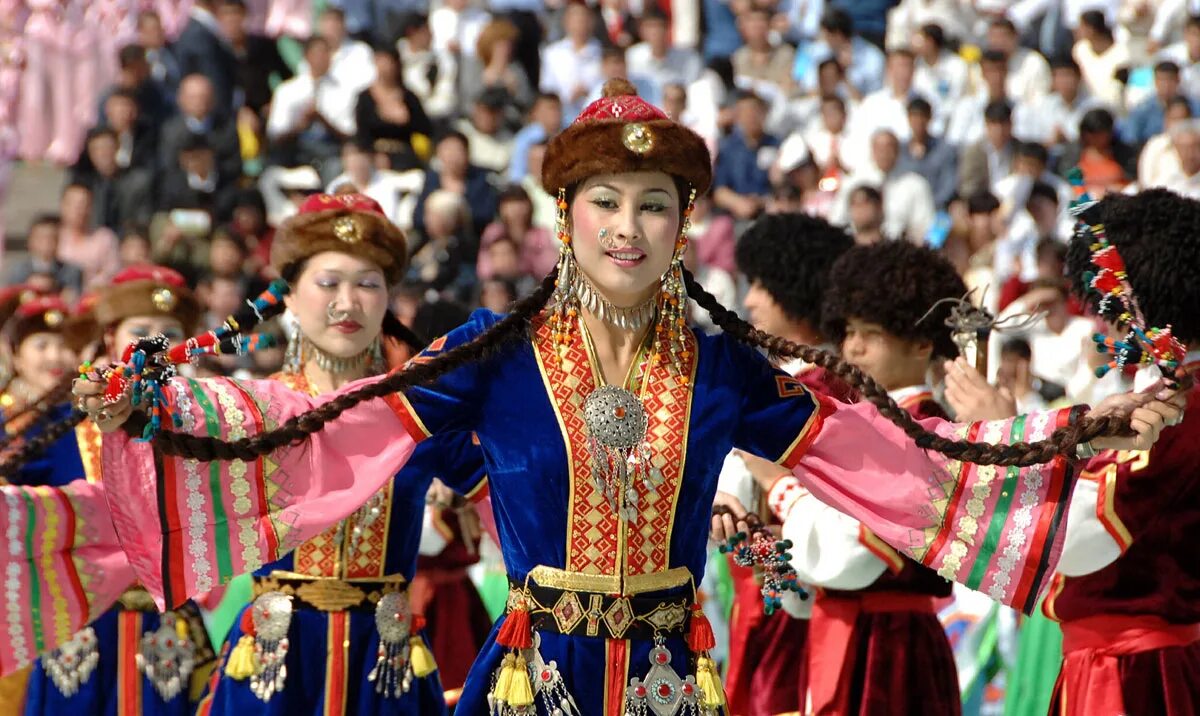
1057, 477, 1123, 577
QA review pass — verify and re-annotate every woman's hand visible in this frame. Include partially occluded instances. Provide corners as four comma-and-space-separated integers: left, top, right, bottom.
72, 375, 134, 433
710, 490, 750, 543
943, 357, 1017, 422
1086, 383, 1186, 452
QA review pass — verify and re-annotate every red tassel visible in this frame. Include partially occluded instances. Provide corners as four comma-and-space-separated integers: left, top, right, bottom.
411, 614, 427, 632
239, 608, 256, 637
1092, 246, 1125, 273
495, 605, 533, 649
687, 604, 715, 652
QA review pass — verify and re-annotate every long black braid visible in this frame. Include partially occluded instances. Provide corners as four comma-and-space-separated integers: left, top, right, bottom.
146, 268, 1134, 466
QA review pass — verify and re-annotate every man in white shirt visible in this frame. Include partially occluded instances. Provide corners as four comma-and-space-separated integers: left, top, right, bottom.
945, 49, 1010, 147
1015, 55, 1107, 146
911, 23, 969, 134
298, 7, 375, 95
325, 140, 425, 231
1072, 10, 1131, 108
850, 48, 927, 148
1165, 119, 1200, 199
990, 278, 1095, 388
539, 2, 603, 121
398, 14, 459, 122
1159, 15, 1200, 100
1138, 97, 1192, 190
625, 8, 703, 101
984, 18, 1051, 107
832, 129, 936, 243
453, 87, 515, 176
267, 36, 357, 183
430, 0, 491, 59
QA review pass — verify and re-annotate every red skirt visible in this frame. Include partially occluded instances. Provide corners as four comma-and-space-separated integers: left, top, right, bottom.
725, 562, 809, 716
1050, 615, 1200, 716
409, 567, 493, 706
807, 592, 960, 716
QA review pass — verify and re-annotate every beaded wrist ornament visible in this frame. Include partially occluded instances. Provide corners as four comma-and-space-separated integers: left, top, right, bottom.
1067, 170, 1186, 381
84, 280, 289, 440
714, 508, 809, 615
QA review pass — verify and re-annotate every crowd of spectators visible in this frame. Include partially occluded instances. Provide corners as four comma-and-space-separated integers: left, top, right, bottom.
1, 0, 1197, 402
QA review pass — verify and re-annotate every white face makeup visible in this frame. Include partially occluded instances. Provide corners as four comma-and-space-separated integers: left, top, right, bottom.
284, 251, 389, 359
569, 171, 681, 308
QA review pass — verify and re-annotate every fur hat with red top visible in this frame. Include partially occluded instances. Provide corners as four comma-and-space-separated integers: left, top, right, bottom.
542, 78, 712, 196
95, 265, 202, 336
270, 191, 408, 283
6, 295, 71, 348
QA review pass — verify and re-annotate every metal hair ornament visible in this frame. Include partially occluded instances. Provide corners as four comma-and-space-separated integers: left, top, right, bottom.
1067, 169, 1186, 380
715, 508, 809, 615
91, 280, 290, 439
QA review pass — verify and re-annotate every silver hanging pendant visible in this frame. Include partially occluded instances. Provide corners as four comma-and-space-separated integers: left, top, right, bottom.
348, 490, 387, 555
42, 627, 100, 697
249, 591, 293, 702
136, 611, 197, 702
525, 633, 581, 716
583, 385, 656, 521
624, 638, 704, 716
368, 592, 414, 698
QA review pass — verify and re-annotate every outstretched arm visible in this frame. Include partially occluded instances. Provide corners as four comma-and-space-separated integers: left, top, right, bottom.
0, 480, 135, 676
96, 373, 425, 610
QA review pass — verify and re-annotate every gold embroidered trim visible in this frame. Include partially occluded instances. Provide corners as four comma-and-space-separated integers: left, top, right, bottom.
527, 565, 692, 596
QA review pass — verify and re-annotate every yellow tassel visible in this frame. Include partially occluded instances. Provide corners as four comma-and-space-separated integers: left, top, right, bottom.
695, 656, 726, 708
175, 616, 190, 641
492, 653, 516, 703
506, 654, 534, 707
224, 635, 260, 680
408, 636, 437, 677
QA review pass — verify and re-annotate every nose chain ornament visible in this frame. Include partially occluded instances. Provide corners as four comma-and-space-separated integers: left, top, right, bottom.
583, 385, 663, 522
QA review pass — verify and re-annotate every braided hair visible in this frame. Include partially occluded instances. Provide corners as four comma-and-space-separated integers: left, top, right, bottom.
145, 266, 1132, 466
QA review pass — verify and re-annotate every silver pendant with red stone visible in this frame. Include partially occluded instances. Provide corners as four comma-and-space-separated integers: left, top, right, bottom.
624, 639, 708, 716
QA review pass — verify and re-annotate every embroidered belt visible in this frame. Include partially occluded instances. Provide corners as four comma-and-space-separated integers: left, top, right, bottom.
508, 579, 691, 641
808, 591, 939, 715
1055, 615, 1200, 716
252, 572, 408, 612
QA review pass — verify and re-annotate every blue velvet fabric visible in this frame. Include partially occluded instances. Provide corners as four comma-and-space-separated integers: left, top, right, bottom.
200, 610, 447, 716
401, 310, 820, 716
6, 402, 84, 488
23, 609, 199, 716
200, 434, 485, 716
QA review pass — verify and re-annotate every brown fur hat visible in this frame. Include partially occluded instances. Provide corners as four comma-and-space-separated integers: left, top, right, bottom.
94, 265, 202, 335
542, 78, 712, 196
7, 295, 70, 348
270, 192, 408, 283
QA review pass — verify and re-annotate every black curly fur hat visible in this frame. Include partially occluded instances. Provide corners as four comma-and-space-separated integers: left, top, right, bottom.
736, 213, 854, 330
822, 241, 967, 360
1066, 189, 1200, 345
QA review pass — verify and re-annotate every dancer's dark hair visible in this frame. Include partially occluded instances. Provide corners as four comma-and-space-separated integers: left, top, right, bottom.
149, 269, 1130, 466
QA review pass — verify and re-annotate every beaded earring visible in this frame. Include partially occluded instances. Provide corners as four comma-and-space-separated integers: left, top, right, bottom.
653, 188, 697, 379
547, 188, 580, 359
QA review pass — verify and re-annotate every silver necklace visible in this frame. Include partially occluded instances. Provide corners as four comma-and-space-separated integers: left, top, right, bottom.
301, 336, 377, 375
574, 271, 657, 331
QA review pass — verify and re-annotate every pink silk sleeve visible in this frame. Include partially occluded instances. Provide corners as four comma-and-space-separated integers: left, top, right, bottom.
0, 480, 135, 677
100, 374, 427, 610
779, 398, 1078, 614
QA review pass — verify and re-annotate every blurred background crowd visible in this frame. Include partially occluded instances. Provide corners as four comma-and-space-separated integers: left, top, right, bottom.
3, 0, 1196, 447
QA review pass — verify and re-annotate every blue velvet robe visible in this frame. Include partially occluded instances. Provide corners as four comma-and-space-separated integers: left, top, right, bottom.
198, 374, 487, 716
395, 311, 823, 716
